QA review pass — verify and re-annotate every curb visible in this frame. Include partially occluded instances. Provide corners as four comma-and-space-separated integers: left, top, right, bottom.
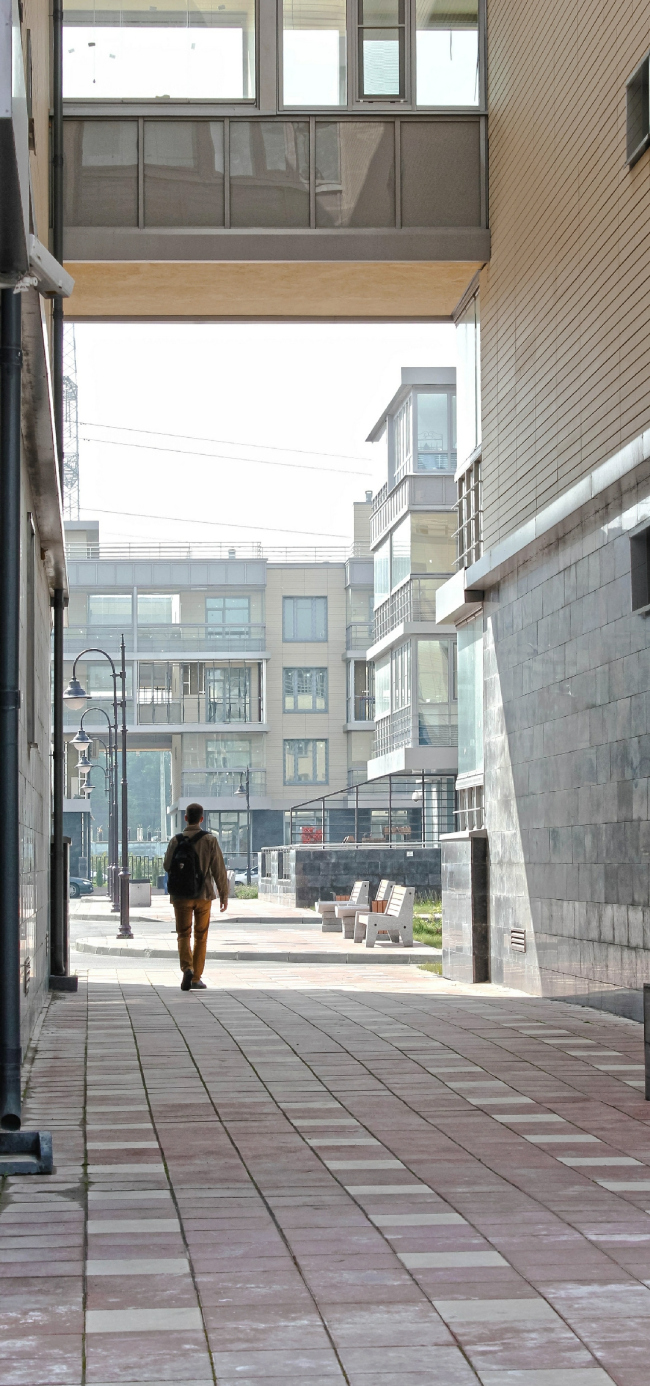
73, 941, 440, 965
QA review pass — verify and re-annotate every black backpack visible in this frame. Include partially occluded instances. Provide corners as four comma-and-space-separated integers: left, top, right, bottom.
167, 831, 206, 898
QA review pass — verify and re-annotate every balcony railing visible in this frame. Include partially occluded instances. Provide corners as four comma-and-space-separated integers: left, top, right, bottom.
137, 692, 261, 725
181, 770, 266, 798
373, 577, 447, 644
346, 621, 373, 651
64, 624, 267, 654
370, 473, 457, 548
374, 707, 412, 758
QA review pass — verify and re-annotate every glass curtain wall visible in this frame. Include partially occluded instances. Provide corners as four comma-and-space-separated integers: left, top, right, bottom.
456, 291, 481, 468
62, 0, 256, 100
283, 0, 347, 106
457, 615, 483, 773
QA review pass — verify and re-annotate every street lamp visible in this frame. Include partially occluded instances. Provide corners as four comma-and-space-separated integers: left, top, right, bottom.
73, 709, 118, 911
235, 767, 252, 885
63, 636, 133, 939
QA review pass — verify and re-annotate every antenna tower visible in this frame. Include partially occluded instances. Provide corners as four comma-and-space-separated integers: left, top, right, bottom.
62, 324, 80, 520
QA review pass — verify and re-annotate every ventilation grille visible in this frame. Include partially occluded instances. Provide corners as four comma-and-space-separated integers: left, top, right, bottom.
510, 928, 526, 953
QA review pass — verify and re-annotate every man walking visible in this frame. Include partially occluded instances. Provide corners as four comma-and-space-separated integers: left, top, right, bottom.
164, 803, 228, 991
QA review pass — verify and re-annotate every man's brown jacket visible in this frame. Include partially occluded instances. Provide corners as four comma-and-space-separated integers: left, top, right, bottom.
163, 825, 228, 904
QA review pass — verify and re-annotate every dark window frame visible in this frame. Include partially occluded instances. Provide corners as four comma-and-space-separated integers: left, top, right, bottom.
627, 51, 650, 167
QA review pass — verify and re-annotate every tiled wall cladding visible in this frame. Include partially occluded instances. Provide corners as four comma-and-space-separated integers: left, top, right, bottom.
484, 460, 650, 1021
260, 845, 441, 909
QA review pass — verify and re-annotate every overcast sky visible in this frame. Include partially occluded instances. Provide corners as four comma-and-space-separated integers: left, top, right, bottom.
74, 320, 456, 549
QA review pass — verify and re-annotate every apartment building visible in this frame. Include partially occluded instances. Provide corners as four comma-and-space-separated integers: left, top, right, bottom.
437, 7, 650, 1018
366, 368, 458, 781
63, 504, 374, 865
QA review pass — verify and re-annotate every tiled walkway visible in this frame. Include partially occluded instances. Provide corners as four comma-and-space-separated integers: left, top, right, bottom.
3, 958, 650, 1385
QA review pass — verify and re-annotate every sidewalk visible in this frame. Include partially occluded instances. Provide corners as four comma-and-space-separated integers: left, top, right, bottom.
2, 948, 650, 1385
70, 897, 439, 966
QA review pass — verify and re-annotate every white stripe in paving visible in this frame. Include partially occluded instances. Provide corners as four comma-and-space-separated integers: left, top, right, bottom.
597, 1180, 650, 1190
493, 1114, 566, 1123
88, 1219, 180, 1233
86, 1307, 202, 1333
433, 1299, 560, 1323
401, 1251, 508, 1269
345, 1183, 432, 1194
524, 1135, 600, 1144
478, 1371, 615, 1385
88, 1190, 172, 1202
88, 1164, 165, 1175
86, 1142, 159, 1150
371, 1213, 467, 1226
326, 1159, 403, 1169
557, 1157, 642, 1166
87, 1258, 189, 1276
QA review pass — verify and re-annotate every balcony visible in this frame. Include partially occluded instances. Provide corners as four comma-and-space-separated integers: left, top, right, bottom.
370, 473, 457, 548
346, 621, 373, 652
137, 691, 262, 725
347, 694, 375, 723
373, 577, 447, 645
64, 624, 267, 655
181, 770, 266, 798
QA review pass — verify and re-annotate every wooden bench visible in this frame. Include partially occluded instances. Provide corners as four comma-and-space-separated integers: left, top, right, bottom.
353, 880, 395, 942
319, 880, 369, 933
358, 885, 415, 948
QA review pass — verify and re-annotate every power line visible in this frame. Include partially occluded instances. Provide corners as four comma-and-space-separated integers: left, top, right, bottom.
81, 504, 349, 534
80, 434, 373, 477
80, 420, 373, 466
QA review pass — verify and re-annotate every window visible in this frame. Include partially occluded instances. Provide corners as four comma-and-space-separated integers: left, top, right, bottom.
630, 527, 650, 611
457, 457, 482, 569
391, 515, 410, 590
284, 738, 328, 784
283, 668, 328, 712
348, 660, 374, 721
283, 0, 347, 106
283, 596, 328, 641
418, 638, 456, 746
627, 52, 650, 166
457, 616, 483, 774
373, 540, 390, 609
137, 594, 180, 625
230, 122, 309, 228
88, 594, 132, 626
415, 389, 455, 471
207, 810, 250, 856
456, 291, 481, 467
391, 641, 411, 711
144, 122, 224, 228
76, 661, 133, 699
206, 737, 262, 769
416, 0, 479, 107
206, 595, 250, 631
374, 655, 390, 718
63, 121, 138, 227
206, 666, 251, 721
62, 0, 255, 101
358, 0, 405, 99
411, 512, 457, 574
394, 394, 412, 482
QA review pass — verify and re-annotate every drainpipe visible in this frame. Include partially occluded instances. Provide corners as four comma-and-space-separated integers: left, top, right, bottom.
0, 290, 23, 1130
50, 589, 66, 977
52, 0, 64, 478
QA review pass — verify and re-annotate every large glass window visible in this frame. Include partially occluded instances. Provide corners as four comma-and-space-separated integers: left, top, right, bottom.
416, 389, 455, 471
416, 0, 479, 106
418, 637, 456, 746
283, 0, 347, 106
206, 666, 251, 722
88, 594, 132, 626
63, 121, 138, 227
456, 291, 481, 468
85, 662, 133, 699
62, 0, 255, 100
315, 121, 395, 227
358, 0, 405, 98
283, 668, 328, 712
230, 122, 309, 228
283, 597, 328, 641
373, 539, 390, 608
391, 515, 410, 590
457, 616, 483, 773
206, 736, 263, 769
137, 594, 180, 625
144, 122, 224, 228
391, 641, 411, 711
374, 655, 390, 719
206, 596, 250, 633
284, 738, 328, 784
411, 512, 457, 574
394, 394, 413, 482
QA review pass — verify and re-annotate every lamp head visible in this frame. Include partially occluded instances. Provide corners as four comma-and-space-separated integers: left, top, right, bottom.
76, 750, 92, 772
63, 675, 88, 711
235, 776, 245, 798
71, 727, 91, 749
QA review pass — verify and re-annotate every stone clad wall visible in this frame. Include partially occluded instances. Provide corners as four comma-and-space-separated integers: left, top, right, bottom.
260, 846, 441, 910
484, 460, 650, 1020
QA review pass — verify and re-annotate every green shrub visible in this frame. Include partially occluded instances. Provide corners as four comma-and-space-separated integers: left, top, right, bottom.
418, 961, 443, 976
95, 861, 104, 888
413, 918, 442, 948
234, 884, 258, 899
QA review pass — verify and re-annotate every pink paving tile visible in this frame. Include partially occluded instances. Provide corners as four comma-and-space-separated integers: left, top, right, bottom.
0, 1332, 83, 1385
201, 1305, 332, 1350
85, 1330, 212, 1382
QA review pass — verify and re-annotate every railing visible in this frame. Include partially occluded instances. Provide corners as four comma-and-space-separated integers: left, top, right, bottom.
137, 624, 266, 652
372, 577, 448, 644
64, 625, 131, 655
137, 693, 261, 725
370, 473, 457, 548
346, 622, 373, 651
347, 694, 375, 723
66, 541, 357, 564
181, 769, 266, 798
286, 768, 456, 846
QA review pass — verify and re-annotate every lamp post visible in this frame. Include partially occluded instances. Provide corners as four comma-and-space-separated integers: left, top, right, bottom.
72, 708, 118, 909
63, 635, 133, 939
80, 728, 113, 898
235, 767, 252, 885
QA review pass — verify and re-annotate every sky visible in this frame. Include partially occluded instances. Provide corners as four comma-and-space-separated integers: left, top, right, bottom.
73, 320, 456, 550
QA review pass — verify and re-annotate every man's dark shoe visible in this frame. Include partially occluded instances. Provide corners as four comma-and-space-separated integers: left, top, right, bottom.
191, 979, 207, 989
181, 968, 193, 991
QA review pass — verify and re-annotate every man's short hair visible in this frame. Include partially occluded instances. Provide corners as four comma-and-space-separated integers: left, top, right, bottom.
185, 802, 204, 825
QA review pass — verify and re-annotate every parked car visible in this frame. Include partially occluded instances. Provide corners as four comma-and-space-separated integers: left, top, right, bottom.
69, 877, 94, 899
234, 869, 258, 885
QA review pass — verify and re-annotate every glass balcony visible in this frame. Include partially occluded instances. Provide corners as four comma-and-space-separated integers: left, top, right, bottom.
181, 769, 266, 798
137, 692, 262, 724
373, 577, 446, 643
347, 694, 375, 722
137, 623, 266, 652
346, 621, 373, 651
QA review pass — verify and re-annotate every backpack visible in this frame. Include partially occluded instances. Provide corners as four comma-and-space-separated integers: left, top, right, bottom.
167, 831, 206, 898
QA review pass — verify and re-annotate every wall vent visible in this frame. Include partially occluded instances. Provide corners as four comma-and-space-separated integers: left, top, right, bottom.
510, 928, 526, 953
